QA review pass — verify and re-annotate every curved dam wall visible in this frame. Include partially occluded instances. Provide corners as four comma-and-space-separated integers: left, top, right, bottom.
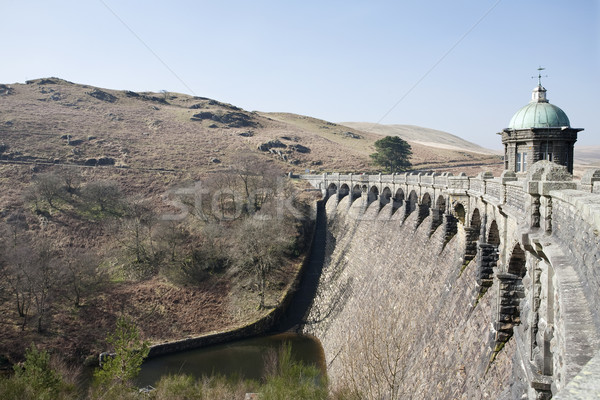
299, 163, 600, 399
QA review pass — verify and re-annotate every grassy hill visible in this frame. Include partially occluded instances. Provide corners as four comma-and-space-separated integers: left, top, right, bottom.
0, 77, 503, 366
0, 78, 503, 183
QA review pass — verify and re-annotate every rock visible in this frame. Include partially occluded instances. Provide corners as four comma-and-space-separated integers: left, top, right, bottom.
124, 90, 140, 98
84, 158, 97, 166
191, 111, 256, 128
97, 157, 115, 166
27, 78, 58, 85
239, 131, 254, 137
211, 158, 221, 163
87, 89, 117, 103
208, 124, 218, 128
190, 111, 219, 122
343, 131, 361, 139
219, 112, 255, 127
0, 85, 14, 96
289, 144, 310, 153
258, 139, 287, 151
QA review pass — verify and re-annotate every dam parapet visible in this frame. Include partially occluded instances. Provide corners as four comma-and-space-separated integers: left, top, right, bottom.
297, 162, 600, 399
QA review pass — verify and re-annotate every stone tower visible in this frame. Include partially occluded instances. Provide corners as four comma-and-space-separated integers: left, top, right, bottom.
499, 79, 583, 174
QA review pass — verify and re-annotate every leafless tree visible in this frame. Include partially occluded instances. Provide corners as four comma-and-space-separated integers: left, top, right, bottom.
116, 198, 160, 278
58, 248, 104, 307
81, 180, 123, 214
3, 243, 35, 330
26, 172, 66, 210
27, 241, 59, 332
336, 295, 409, 399
233, 216, 294, 309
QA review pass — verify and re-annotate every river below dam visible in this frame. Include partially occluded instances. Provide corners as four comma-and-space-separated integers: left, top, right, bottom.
136, 333, 326, 387
136, 201, 328, 387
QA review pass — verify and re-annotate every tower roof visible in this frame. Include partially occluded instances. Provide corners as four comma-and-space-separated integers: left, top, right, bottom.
508, 85, 571, 130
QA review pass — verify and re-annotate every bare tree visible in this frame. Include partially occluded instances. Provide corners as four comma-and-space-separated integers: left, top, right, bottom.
58, 248, 104, 307
81, 180, 123, 214
233, 216, 294, 309
58, 167, 82, 195
116, 198, 160, 278
3, 243, 35, 330
26, 172, 66, 210
231, 154, 281, 214
336, 294, 409, 399
27, 241, 59, 333
5, 210, 28, 246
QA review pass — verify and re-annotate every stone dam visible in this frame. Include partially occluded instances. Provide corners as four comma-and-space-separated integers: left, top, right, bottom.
297, 162, 600, 399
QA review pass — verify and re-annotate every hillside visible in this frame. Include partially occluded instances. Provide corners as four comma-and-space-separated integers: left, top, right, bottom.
0, 78, 502, 364
0, 78, 503, 186
339, 121, 497, 155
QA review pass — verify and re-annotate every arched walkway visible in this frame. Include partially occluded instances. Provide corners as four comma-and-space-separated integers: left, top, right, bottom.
380, 187, 392, 206
339, 184, 350, 200
351, 185, 362, 202
407, 190, 418, 215
392, 188, 405, 212
368, 186, 379, 205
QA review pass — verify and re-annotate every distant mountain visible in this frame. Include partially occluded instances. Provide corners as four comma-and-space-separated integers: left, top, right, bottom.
339, 122, 498, 155
574, 146, 600, 167
0, 78, 503, 187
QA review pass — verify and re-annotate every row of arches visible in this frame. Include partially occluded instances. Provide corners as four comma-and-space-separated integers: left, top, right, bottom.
325, 180, 554, 393
326, 183, 449, 216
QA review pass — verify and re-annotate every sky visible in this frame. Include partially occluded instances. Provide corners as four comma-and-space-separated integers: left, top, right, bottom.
2, 0, 599, 149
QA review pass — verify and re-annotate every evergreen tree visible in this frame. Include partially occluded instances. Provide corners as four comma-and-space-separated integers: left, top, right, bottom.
93, 317, 150, 391
369, 136, 412, 173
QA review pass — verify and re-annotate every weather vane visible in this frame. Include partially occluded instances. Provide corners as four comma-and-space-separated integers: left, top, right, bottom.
532, 66, 548, 86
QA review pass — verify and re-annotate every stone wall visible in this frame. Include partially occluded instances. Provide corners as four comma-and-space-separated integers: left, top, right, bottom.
303, 196, 514, 399
299, 162, 600, 399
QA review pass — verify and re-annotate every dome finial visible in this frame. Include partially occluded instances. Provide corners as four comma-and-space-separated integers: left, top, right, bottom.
532, 66, 547, 86
530, 66, 548, 103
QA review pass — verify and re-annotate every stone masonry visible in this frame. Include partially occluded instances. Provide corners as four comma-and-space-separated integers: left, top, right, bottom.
298, 161, 600, 399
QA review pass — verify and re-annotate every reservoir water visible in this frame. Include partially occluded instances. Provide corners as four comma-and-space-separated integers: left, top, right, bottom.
136, 333, 326, 387
137, 202, 328, 387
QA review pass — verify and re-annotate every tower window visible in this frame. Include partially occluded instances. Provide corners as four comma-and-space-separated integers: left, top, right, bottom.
541, 142, 553, 161
516, 152, 527, 172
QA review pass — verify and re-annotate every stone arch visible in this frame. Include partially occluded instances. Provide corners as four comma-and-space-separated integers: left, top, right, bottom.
339, 184, 350, 200
407, 190, 418, 215
476, 219, 500, 293
464, 208, 482, 266
351, 185, 362, 202
368, 185, 379, 205
418, 192, 432, 226
507, 243, 526, 277
380, 187, 392, 206
453, 202, 466, 224
327, 183, 338, 199
431, 195, 446, 234
495, 243, 527, 348
392, 188, 405, 212
470, 208, 482, 231
488, 220, 500, 246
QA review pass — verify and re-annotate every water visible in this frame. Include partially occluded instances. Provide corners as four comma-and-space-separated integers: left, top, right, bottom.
136, 202, 328, 388
136, 333, 326, 387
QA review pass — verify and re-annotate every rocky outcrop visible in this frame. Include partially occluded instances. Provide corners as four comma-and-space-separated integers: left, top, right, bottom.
191, 111, 256, 128
87, 89, 117, 103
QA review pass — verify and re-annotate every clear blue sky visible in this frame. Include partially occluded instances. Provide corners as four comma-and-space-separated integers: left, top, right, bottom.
2, 0, 598, 149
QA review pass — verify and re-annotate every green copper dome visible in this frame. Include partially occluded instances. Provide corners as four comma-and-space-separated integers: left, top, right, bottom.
508, 85, 571, 129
